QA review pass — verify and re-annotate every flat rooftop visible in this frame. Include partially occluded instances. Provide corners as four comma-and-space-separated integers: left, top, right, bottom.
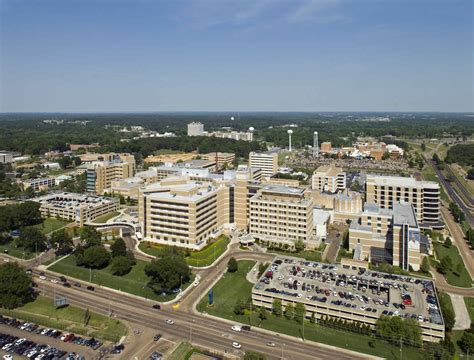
393, 202, 418, 227
34, 192, 118, 208
254, 255, 443, 328
366, 174, 439, 189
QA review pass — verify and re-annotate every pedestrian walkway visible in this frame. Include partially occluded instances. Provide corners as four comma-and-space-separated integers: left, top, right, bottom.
450, 294, 471, 330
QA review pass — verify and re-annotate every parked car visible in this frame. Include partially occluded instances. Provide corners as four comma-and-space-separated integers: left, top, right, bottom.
232, 342, 241, 349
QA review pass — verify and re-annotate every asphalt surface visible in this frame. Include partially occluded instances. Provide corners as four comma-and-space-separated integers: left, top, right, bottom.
35, 272, 372, 360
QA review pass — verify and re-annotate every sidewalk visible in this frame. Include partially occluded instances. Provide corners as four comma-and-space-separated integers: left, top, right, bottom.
450, 294, 471, 330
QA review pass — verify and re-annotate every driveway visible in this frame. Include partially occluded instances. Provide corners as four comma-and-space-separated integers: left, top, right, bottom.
450, 294, 471, 330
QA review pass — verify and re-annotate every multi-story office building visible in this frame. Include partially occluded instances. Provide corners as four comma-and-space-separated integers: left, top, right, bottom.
0, 152, 14, 164
249, 151, 278, 178
249, 185, 316, 249
138, 177, 231, 250
349, 202, 422, 271
23, 177, 56, 191
187, 122, 204, 136
312, 165, 346, 193
234, 167, 264, 231
86, 154, 135, 194
365, 175, 441, 228
320, 142, 332, 153
34, 192, 120, 226
201, 152, 235, 170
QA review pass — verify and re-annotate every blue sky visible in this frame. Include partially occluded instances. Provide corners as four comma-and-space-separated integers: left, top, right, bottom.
1, 0, 472, 112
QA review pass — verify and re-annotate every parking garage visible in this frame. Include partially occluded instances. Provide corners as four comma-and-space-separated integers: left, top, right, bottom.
252, 255, 445, 342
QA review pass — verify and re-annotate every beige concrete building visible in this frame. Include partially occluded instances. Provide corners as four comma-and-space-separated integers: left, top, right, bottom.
349, 202, 422, 271
311, 165, 346, 193
365, 174, 441, 228
201, 152, 235, 170
139, 176, 231, 250
34, 192, 120, 226
320, 142, 332, 153
187, 122, 204, 136
248, 185, 317, 249
22, 177, 56, 192
249, 151, 278, 178
234, 167, 264, 231
86, 154, 135, 194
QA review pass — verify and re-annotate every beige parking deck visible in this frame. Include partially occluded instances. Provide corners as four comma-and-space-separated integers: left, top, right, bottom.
252, 255, 445, 342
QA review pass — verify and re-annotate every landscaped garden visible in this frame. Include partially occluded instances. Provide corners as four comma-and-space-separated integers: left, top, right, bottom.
48, 254, 194, 301
139, 235, 230, 267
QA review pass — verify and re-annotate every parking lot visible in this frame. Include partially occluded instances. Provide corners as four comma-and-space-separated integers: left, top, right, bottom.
0, 316, 103, 359
253, 256, 445, 342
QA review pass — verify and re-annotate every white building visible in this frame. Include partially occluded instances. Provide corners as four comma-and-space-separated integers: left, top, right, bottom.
249, 151, 279, 178
187, 122, 204, 136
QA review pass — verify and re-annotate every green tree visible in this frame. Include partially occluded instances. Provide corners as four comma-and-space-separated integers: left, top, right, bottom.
420, 256, 430, 274
50, 229, 74, 255
17, 227, 47, 253
110, 256, 133, 276
455, 262, 463, 276
382, 151, 390, 160
284, 303, 294, 320
110, 237, 127, 258
444, 237, 452, 247
437, 256, 453, 275
421, 143, 426, 151
258, 306, 267, 320
468, 168, 474, 180
438, 293, 455, 332
0, 262, 33, 309
294, 239, 305, 252
80, 245, 110, 269
227, 257, 238, 273
466, 228, 474, 248
294, 303, 306, 324
145, 248, 191, 293
234, 299, 245, 315
272, 298, 282, 317
80, 226, 102, 248
459, 331, 474, 354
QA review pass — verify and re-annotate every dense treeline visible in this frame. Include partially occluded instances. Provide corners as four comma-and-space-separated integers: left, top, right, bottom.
0, 201, 42, 233
445, 144, 474, 167
104, 136, 264, 159
0, 113, 472, 154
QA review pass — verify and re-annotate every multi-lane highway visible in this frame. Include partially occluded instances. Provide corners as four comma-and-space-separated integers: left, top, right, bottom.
34, 267, 374, 360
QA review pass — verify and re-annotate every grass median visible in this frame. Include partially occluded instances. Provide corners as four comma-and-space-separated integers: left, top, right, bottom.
93, 211, 120, 224
0, 296, 127, 342
433, 242, 472, 288
197, 260, 424, 360
48, 255, 194, 302
139, 235, 230, 267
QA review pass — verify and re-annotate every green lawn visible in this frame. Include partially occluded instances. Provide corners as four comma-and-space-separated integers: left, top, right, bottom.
0, 239, 35, 259
29, 218, 71, 235
139, 235, 230, 267
197, 260, 423, 360
48, 255, 194, 301
421, 166, 449, 202
269, 248, 323, 262
168, 342, 196, 360
93, 211, 120, 224
0, 296, 126, 342
433, 242, 472, 287
464, 297, 474, 322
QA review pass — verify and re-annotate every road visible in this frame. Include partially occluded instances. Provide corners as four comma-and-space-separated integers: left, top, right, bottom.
425, 156, 474, 227
2, 236, 375, 360
35, 270, 372, 360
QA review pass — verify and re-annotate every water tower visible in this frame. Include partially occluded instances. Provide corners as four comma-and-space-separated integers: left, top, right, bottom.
313, 131, 319, 157
288, 129, 293, 152
249, 127, 254, 142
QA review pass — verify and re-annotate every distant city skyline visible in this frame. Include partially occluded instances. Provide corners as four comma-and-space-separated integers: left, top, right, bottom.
1, 0, 472, 113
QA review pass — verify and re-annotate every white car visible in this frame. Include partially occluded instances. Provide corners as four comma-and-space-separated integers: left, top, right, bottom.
165, 319, 174, 325
60, 333, 69, 341
267, 342, 276, 347
232, 342, 241, 349
3, 354, 13, 360
231, 325, 242, 332
50, 279, 58, 284
39, 276, 46, 280
40, 328, 50, 335
193, 281, 199, 287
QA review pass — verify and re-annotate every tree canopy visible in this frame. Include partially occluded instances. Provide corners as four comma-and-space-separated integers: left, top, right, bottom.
144, 247, 191, 294
0, 262, 34, 309
17, 227, 47, 253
